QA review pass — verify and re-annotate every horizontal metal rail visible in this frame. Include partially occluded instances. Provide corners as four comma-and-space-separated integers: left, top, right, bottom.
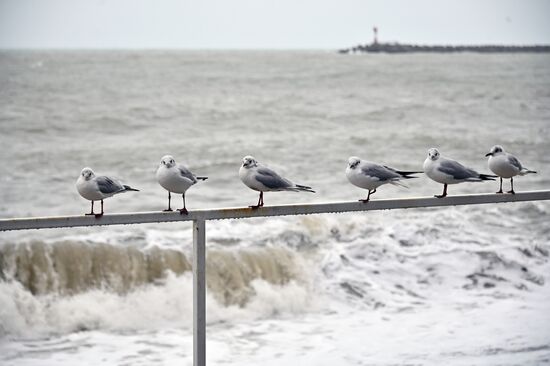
1, 190, 549, 231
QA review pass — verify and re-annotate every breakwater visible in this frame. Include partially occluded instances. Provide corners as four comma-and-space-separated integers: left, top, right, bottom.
339, 42, 550, 54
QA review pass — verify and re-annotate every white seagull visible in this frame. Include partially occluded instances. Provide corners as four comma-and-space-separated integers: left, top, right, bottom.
239, 155, 314, 208
423, 148, 496, 198
346, 156, 421, 202
76, 167, 139, 217
485, 145, 536, 194
156, 155, 208, 214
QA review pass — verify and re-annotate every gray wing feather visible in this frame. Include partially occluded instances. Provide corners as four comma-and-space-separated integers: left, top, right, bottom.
96, 176, 125, 194
438, 160, 478, 180
255, 167, 292, 189
178, 165, 197, 184
507, 155, 523, 170
361, 164, 401, 181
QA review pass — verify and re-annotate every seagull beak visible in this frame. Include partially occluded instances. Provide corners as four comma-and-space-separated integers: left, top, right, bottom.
485, 153, 492, 157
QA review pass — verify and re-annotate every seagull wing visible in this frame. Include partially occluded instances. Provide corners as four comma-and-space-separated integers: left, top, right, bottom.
178, 164, 197, 184
255, 167, 293, 190
96, 176, 126, 194
361, 164, 401, 181
507, 155, 523, 170
438, 159, 479, 180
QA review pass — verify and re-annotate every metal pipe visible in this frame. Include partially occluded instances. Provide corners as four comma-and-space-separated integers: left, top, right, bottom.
193, 219, 206, 366
1, 191, 549, 231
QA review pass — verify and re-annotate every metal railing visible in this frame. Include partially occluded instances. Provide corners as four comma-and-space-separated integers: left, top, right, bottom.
1, 190, 550, 366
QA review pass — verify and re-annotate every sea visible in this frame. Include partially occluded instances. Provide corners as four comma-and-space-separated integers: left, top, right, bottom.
0, 50, 549, 366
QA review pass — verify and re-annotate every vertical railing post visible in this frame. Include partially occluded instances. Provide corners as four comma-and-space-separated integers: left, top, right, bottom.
193, 219, 206, 366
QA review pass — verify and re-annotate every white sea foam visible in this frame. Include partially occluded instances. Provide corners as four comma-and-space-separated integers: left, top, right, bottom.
0, 270, 317, 338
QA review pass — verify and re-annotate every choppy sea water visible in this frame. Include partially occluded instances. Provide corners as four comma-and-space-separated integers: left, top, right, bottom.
0, 51, 549, 365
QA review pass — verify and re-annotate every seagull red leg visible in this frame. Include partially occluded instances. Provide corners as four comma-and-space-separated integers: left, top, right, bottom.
164, 191, 173, 212
85, 201, 95, 216
507, 177, 515, 194
496, 177, 503, 194
435, 184, 447, 198
178, 193, 188, 215
94, 200, 104, 218
250, 191, 263, 209
359, 189, 373, 203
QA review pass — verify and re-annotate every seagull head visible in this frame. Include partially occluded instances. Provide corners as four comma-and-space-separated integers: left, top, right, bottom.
427, 148, 440, 161
348, 156, 361, 169
242, 155, 257, 169
485, 145, 504, 157
80, 167, 95, 180
160, 155, 176, 168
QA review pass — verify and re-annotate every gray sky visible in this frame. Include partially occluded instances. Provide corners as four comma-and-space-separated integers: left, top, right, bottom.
1, 0, 549, 49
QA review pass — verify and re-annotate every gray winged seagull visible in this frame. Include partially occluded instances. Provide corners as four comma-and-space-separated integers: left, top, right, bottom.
156, 155, 208, 214
76, 167, 139, 217
423, 148, 496, 198
485, 145, 536, 194
239, 155, 314, 208
346, 156, 422, 202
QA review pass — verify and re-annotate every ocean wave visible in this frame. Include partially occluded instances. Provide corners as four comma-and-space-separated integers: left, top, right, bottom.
0, 241, 308, 304
0, 241, 191, 295
0, 271, 315, 337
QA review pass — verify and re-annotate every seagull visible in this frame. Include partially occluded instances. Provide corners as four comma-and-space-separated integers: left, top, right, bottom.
156, 155, 208, 214
239, 155, 315, 208
423, 148, 496, 198
485, 145, 536, 194
346, 156, 422, 202
76, 167, 139, 217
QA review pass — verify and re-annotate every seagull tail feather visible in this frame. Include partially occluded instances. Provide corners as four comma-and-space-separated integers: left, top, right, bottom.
123, 185, 140, 192
479, 174, 497, 181
519, 169, 537, 175
294, 184, 315, 193
395, 170, 423, 179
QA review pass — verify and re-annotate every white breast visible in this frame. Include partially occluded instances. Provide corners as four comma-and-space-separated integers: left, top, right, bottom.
423, 158, 456, 184
488, 155, 519, 178
76, 177, 106, 201
239, 166, 265, 191
156, 166, 194, 194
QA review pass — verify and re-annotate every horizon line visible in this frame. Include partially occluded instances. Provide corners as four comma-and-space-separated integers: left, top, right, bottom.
2, 42, 550, 52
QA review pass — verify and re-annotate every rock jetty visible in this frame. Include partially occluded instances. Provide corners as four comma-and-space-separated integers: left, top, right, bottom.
339, 43, 550, 54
